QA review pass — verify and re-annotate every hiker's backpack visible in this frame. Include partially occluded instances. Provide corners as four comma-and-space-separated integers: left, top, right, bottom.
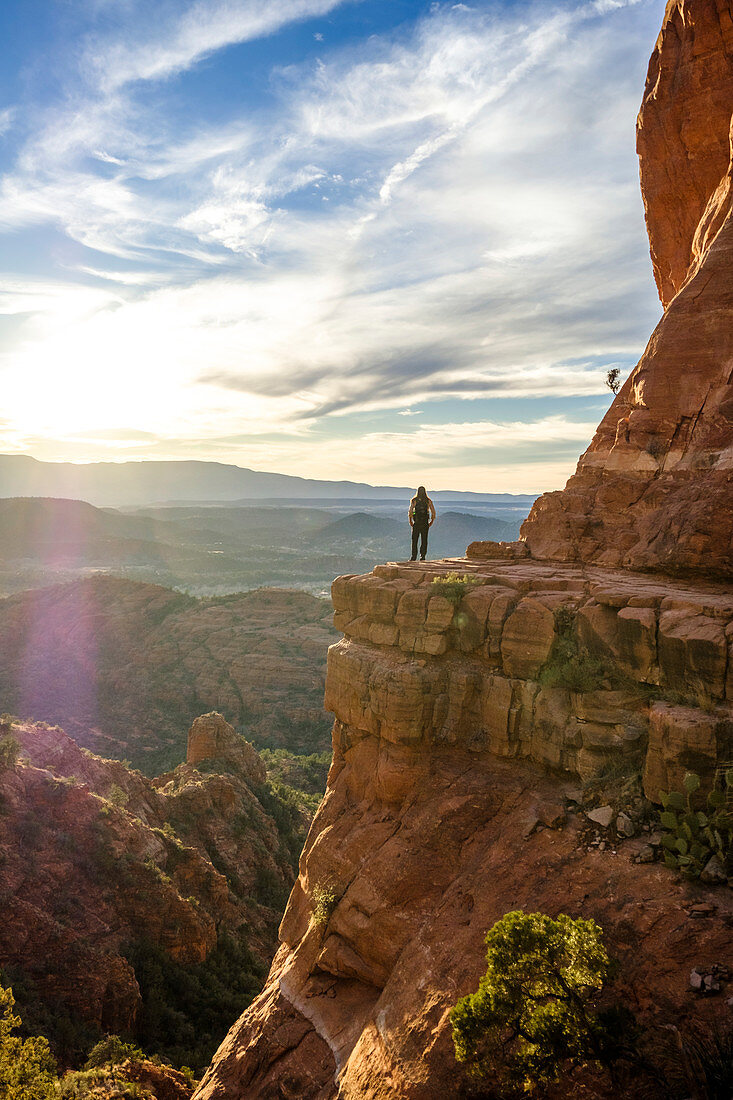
413, 497, 429, 524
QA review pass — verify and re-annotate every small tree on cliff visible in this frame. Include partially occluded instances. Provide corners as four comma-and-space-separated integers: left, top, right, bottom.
605, 367, 621, 395
0, 983, 57, 1100
450, 911, 629, 1094
0, 735, 19, 769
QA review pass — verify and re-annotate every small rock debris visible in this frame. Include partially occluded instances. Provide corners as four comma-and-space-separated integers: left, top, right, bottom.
689, 963, 731, 996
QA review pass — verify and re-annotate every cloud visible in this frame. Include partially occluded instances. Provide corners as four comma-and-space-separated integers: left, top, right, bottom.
0, 0, 665, 487
3, 413, 593, 492
178, 196, 271, 253
0, 109, 15, 138
224, 415, 597, 491
86, 0, 354, 92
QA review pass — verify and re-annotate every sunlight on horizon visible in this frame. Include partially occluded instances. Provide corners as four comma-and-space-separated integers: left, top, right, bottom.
0, 0, 666, 492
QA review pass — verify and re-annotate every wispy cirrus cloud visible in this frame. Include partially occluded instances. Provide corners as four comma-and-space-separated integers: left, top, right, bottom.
0, 109, 15, 138
0, 0, 666, 489
85, 0, 356, 92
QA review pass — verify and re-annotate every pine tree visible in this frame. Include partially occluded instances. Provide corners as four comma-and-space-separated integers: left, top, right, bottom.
0, 983, 57, 1100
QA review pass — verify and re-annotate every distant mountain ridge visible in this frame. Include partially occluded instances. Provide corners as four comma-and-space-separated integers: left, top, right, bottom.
0, 497, 524, 596
305, 510, 517, 555
0, 575, 337, 771
0, 453, 537, 508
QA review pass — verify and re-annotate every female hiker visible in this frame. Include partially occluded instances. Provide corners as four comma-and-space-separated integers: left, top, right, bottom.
408, 485, 436, 561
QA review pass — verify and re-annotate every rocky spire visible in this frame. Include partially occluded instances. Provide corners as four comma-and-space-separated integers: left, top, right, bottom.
519, 0, 733, 578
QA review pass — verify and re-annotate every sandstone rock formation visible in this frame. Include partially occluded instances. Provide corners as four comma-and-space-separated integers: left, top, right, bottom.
520, 0, 733, 577
193, 561, 733, 1099
638, 0, 733, 309
0, 714, 297, 1067
186, 712, 266, 779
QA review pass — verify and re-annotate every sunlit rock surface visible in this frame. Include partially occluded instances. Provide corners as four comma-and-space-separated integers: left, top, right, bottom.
521, 0, 733, 577
193, 562, 733, 1100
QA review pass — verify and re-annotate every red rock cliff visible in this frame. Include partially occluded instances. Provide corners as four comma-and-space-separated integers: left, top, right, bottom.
520, 0, 733, 577
192, 561, 733, 1100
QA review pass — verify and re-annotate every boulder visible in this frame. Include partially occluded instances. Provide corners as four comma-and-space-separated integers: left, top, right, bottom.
658, 611, 728, 701
643, 702, 732, 802
587, 805, 614, 828
700, 854, 728, 886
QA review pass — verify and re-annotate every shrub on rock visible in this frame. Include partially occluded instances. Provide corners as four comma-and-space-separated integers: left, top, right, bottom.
450, 910, 630, 1093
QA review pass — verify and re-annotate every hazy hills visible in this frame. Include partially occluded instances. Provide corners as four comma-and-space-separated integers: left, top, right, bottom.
0, 576, 337, 773
0, 453, 537, 509
0, 496, 524, 595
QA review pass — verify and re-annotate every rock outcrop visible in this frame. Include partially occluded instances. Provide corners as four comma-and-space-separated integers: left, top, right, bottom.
520, 0, 733, 577
0, 714, 297, 1066
186, 712, 266, 779
57, 1058, 195, 1100
193, 561, 733, 1100
638, 0, 733, 309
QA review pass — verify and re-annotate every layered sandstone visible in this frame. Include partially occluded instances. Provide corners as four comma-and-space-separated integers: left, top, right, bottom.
194, 561, 733, 1100
520, 0, 733, 577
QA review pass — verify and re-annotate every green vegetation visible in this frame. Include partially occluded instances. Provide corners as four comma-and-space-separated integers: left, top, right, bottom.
84, 1035, 144, 1068
253, 780, 312, 874
57, 1036, 160, 1099
539, 608, 625, 693
122, 929, 265, 1073
57, 1069, 143, 1099
311, 883, 339, 928
657, 770, 733, 879
107, 783, 128, 808
450, 911, 631, 1093
0, 734, 20, 769
431, 572, 482, 607
0, 968, 99, 1067
259, 747, 331, 798
0, 983, 57, 1100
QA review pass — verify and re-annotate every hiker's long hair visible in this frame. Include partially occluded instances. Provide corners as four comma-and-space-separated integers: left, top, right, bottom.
416, 485, 427, 501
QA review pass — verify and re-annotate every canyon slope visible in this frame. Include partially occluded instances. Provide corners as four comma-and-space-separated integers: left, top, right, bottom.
192, 2, 733, 1097
521, 0, 733, 577
0, 713, 306, 1071
0, 576, 336, 772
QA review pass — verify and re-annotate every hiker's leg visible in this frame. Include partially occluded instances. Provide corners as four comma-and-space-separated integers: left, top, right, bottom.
411, 526, 419, 560
420, 525, 428, 559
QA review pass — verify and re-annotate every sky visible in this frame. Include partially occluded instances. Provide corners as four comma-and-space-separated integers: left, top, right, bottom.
0, 0, 666, 492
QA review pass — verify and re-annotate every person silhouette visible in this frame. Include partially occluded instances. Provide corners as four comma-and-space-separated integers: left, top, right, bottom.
408, 485, 436, 561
